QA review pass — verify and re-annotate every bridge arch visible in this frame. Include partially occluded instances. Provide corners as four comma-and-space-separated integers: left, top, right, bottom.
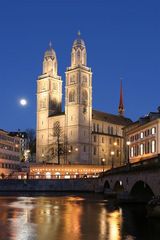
130, 180, 154, 202
103, 180, 110, 191
113, 180, 124, 192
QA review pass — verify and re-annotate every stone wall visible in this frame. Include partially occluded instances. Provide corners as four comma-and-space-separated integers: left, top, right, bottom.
0, 178, 96, 192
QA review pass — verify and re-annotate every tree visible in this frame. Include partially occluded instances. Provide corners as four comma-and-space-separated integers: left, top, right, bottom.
25, 128, 36, 156
48, 121, 69, 165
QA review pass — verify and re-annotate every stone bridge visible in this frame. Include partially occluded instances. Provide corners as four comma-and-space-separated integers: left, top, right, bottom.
97, 157, 160, 202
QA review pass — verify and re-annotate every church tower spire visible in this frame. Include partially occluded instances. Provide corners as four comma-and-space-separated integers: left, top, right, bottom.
71, 31, 87, 67
65, 33, 92, 164
43, 42, 57, 76
118, 80, 125, 116
36, 43, 62, 162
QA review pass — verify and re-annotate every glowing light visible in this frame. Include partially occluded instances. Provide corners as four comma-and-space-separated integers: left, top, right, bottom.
20, 98, 28, 106
111, 151, 115, 156
126, 141, 131, 146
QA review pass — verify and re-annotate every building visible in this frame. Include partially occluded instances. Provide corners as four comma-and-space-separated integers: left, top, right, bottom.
30, 164, 108, 179
0, 129, 21, 177
9, 131, 29, 161
36, 33, 132, 166
92, 110, 131, 168
124, 106, 160, 163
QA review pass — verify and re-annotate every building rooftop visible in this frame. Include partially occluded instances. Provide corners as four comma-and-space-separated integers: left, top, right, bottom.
124, 106, 160, 132
92, 109, 132, 126
0, 129, 8, 133
9, 131, 28, 138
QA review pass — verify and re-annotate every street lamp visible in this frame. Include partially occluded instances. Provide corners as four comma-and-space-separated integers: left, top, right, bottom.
67, 147, 78, 164
126, 141, 131, 165
101, 158, 106, 172
113, 141, 119, 167
110, 151, 115, 169
41, 154, 45, 163
114, 142, 117, 146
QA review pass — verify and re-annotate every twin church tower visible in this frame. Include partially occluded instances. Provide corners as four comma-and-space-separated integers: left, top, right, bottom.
36, 33, 128, 166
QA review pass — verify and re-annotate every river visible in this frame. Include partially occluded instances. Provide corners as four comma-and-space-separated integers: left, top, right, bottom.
0, 193, 159, 240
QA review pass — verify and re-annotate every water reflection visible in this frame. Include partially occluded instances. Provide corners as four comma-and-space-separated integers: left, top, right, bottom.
0, 194, 159, 240
108, 210, 121, 240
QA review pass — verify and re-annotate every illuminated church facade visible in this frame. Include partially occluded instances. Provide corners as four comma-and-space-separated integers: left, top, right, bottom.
36, 34, 132, 167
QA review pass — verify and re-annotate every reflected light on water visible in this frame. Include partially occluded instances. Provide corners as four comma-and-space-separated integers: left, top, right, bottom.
99, 207, 107, 240
125, 236, 136, 240
108, 210, 122, 240
63, 201, 82, 240
8, 197, 37, 240
0, 195, 156, 240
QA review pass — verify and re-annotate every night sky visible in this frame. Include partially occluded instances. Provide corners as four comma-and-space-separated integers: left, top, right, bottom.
0, 0, 160, 131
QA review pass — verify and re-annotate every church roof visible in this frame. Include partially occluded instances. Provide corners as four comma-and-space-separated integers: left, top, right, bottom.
44, 48, 56, 58
73, 38, 85, 47
44, 42, 56, 59
72, 31, 85, 49
92, 109, 132, 126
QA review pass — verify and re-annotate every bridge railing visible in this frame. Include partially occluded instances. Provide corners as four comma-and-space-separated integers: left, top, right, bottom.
100, 155, 160, 176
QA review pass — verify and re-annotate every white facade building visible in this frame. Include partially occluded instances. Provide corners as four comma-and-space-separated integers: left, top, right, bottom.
124, 107, 160, 163
0, 129, 21, 177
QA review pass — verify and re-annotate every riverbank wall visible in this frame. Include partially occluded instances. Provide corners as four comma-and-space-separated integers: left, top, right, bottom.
0, 179, 97, 192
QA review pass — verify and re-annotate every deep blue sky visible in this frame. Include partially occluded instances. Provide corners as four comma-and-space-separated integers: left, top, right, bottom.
0, 0, 160, 131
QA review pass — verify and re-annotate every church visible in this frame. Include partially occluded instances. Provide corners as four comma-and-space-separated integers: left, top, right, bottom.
36, 33, 132, 167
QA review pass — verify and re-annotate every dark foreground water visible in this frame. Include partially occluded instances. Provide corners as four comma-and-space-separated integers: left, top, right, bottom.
0, 193, 159, 240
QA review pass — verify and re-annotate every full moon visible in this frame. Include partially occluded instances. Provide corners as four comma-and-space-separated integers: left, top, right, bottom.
20, 99, 28, 106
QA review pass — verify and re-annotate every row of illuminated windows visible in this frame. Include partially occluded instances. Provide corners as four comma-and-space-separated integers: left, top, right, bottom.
69, 75, 88, 85
93, 135, 120, 145
109, 138, 120, 145
68, 90, 88, 103
49, 145, 87, 155
0, 134, 19, 144
93, 124, 121, 136
1, 163, 19, 169
0, 143, 19, 152
130, 127, 156, 142
130, 140, 156, 157
69, 145, 87, 153
93, 147, 120, 157
0, 153, 20, 161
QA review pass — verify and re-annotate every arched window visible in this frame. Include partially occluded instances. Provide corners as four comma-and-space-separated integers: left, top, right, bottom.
70, 75, 75, 84
151, 140, 156, 153
53, 121, 61, 136
140, 143, 144, 155
53, 82, 57, 90
71, 53, 75, 65
77, 50, 80, 60
46, 172, 51, 179
82, 75, 87, 86
69, 90, 75, 102
82, 50, 86, 65
40, 98, 46, 109
82, 90, 88, 105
